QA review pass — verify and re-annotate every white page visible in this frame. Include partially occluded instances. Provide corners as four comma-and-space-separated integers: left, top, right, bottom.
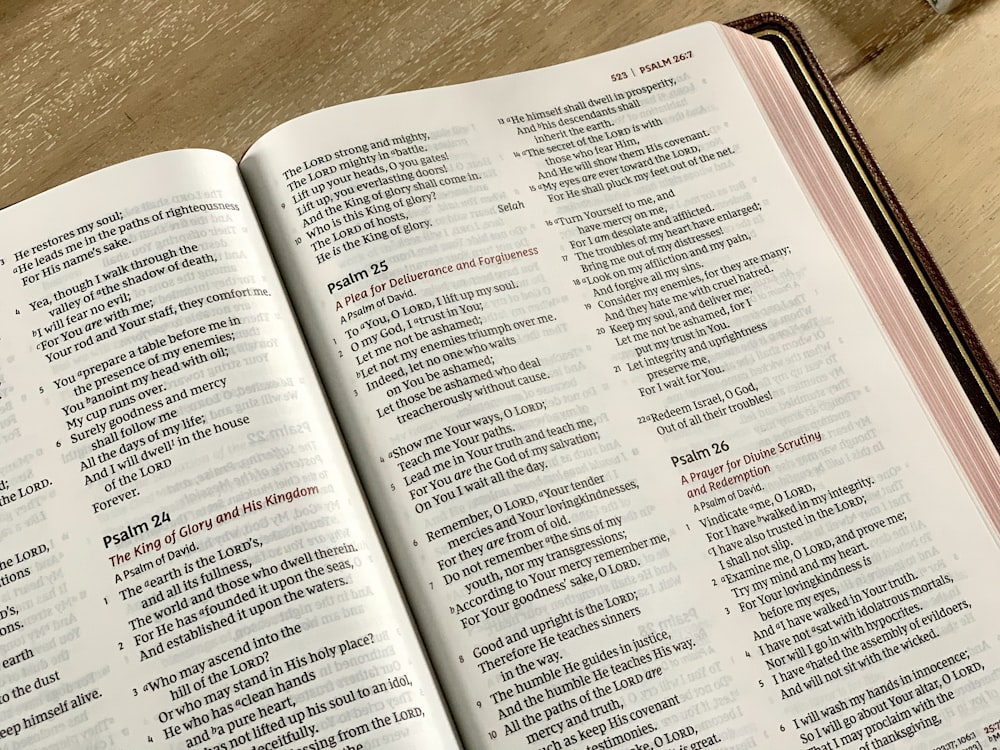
242, 23, 1000, 750
0, 150, 460, 749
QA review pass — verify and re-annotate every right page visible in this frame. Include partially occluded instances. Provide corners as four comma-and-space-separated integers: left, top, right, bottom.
241, 21, 1000, 750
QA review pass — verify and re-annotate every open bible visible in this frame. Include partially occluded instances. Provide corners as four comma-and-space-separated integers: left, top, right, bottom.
3, 15, 1000, 750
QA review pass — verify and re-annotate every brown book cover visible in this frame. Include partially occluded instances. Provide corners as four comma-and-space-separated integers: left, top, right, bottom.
729, 13, 1000, 448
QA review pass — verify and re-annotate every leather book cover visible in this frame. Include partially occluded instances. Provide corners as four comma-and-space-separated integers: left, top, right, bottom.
730, 13, 1000, 446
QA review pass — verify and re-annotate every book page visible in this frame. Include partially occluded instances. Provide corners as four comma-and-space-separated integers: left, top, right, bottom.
0, 151, 460, 749
242, 23, 1000, 750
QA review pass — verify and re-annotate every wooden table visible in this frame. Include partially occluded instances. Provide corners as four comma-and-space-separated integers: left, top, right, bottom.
3, 0, 998, 360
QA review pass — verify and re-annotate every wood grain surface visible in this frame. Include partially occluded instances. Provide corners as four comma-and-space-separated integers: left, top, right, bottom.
2, 0, 997, 359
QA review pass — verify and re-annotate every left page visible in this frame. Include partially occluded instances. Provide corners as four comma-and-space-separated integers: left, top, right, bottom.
0, 151, 461, 749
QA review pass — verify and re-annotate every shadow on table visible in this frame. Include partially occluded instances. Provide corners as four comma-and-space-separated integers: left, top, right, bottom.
813, 0, 989, 80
